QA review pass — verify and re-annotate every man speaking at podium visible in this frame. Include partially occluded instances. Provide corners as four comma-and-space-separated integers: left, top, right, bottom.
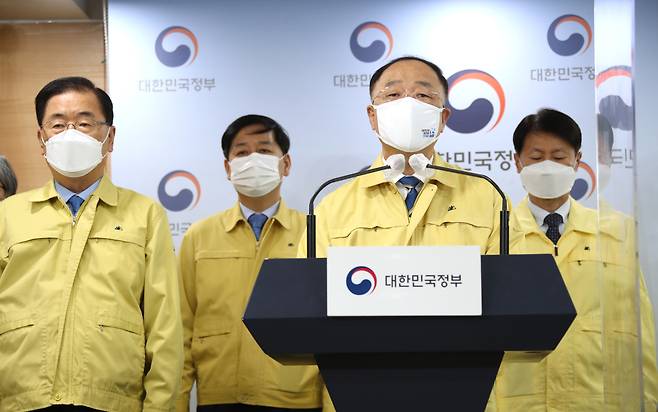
302, 56, 505, 258
300, 56, 507, 411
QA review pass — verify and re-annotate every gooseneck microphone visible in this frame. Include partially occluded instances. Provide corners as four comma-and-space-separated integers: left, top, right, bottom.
425, 164, 509, 255
307, 165, 391, 258
305, 162, 510, 257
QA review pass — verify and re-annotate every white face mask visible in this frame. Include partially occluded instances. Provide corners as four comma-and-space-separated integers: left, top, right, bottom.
519, 160, 577, 199
374, 97, 444, 153
42, 128, 109, 178
229, 152, 282, 197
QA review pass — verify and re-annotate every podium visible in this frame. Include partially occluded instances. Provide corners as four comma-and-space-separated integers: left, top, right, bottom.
243, 254, 575, 411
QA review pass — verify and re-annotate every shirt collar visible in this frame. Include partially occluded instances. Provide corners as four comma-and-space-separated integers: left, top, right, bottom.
527, 197, 571, 228
55, 178, 101, 204
240, 201, 279, 221
516, 196, 597, 235
223, 199, 292, 232
358, 153, 459, 189
29, 175, 117, 206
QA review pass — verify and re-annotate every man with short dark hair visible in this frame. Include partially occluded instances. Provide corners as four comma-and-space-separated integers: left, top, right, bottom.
487, 108, 658, 411
176, 115, 322, 412
0, 76, 183, 411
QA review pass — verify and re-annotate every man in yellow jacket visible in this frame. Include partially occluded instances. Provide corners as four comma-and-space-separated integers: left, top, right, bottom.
177, 115, 323, 411
301, 56, 505, 410
488, 108, 658, 411
302, 56, 504, 258
0, 77, 183, 411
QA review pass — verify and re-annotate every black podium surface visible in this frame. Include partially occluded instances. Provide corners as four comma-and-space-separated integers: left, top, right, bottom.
243, 254, 575, 411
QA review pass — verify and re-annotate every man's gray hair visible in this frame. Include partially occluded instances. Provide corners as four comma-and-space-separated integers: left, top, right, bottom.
0, 155, 17, 198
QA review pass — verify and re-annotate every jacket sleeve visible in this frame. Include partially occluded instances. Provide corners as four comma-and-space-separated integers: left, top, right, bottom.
176, 227, 198, 411
639, 271, 658, 410
142, 204, 184, 411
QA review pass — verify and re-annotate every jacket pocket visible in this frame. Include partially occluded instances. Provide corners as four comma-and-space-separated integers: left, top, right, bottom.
83, 310, 145, 397
0, 314, 34, 336
194, 249, 255, 325
567, 249, 635, 335
421, 213, 493, 251
195, 249, 253, 260
577, 249, 644, 396
328, 222, 404, 246
6, 230, 64, 260
98, 313, 144, 335
569, 315, 604, 395
0, 312, 41, 396
192, 317, 233, 390
194, 319, 231, 339
84, 230, 146, 290
88, 229, 146, 248
424, 211, 493, 232
7, 230, 64, 247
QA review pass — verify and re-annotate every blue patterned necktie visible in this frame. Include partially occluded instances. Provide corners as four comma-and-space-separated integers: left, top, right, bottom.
398, 176, 421, 211
67, 195, 84, 216
248, 213, 268, 241
544, 212, 563, 245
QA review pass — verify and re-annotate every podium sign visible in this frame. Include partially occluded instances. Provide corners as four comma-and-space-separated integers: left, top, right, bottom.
327, 245, 482, 316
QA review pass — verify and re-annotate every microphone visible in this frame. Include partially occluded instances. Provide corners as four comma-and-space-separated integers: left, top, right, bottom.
306, 155, 510, 257
307, 165, 391, 258
421, 162, 509, 255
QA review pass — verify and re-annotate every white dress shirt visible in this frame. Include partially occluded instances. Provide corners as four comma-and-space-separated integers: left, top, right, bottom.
240, 201, 280, 221
527, 198, 571, 235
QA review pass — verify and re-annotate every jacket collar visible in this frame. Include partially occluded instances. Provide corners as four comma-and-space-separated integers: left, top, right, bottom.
29, 175, 117, 206
92, 175, 118, 206
222, 199, 293, 232
28, 180, 59, 203
358, 153, 459, 189
513, 196, 597, 235
566, 197, 598, 234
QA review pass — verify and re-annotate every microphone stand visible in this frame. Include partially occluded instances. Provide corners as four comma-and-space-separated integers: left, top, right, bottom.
306, 166, 391, 258
425, 164, 509, 255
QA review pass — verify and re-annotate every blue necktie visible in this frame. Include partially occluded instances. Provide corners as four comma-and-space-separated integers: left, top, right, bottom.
398, 176, 421, 211
544, 213, 563, 245
248, 213, 268, 241
67, 195, 84, 216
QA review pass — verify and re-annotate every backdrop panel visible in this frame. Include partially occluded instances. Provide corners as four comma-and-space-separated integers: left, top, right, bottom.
107, 0, 597, 246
